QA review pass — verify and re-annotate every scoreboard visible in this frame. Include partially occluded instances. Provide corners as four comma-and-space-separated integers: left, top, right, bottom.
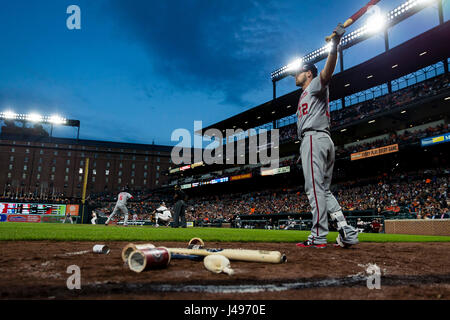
0, 203, 67, 215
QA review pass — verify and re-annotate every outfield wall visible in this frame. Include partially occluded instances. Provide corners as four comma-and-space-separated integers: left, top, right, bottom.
385, 219, 450, 236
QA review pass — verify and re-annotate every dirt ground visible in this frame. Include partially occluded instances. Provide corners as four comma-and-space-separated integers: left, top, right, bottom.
0, 241, 449, 300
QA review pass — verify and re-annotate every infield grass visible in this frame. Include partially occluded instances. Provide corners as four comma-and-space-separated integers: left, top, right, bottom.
1, 223, 450, 242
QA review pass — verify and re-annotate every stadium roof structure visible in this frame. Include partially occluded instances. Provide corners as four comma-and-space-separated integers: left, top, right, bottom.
201, 20, 450, 135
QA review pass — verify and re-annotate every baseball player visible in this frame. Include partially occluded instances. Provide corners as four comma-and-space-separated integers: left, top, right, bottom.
290, 23, 358, 248
105, 189, 133, 226
154, 202, 172, 227
91, 210, 97, 224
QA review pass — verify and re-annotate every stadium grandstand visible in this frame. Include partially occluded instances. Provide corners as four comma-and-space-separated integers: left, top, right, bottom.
155, 17, 449, 230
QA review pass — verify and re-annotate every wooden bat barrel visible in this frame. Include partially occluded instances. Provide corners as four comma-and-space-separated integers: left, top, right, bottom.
128, 247, 171, 273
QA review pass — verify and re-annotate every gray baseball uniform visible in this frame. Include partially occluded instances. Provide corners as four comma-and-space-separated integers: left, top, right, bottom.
297, 76, 358, 245
105, 192, 133, 226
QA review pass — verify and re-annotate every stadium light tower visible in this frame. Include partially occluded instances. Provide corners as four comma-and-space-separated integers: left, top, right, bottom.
0, 110, 81, 140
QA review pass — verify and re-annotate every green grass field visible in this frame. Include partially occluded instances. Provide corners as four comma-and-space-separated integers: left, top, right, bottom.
1, 223, 450, 243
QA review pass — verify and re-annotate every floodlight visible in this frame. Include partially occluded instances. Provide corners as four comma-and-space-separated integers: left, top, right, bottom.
3, 110, 16, 119
49, 115, 66, 124
27, 113, 42, 122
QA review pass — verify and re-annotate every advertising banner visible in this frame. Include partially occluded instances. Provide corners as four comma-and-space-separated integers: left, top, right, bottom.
421, 132, 450, 147
7, 215, 41, 223
261, 166, 291, 176
0, 214, 7, 222
351, 144, 399, 161
65, 204, 79, 216
41, 215, 64, 223
230, 173, 252, 181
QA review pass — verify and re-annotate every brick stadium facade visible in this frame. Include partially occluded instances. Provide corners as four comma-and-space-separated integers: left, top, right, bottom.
0, 134, 172, 198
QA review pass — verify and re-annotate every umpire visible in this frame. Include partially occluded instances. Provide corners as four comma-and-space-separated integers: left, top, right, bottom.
172, 185, 188, 228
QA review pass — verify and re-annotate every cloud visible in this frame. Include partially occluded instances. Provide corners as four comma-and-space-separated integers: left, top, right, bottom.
107, 0, 287, 107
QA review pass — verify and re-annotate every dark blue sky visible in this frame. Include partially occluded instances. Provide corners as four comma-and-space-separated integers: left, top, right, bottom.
0, 0, 447, 146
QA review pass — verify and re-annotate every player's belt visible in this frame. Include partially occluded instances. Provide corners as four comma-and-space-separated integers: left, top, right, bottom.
300, 128, 330, 138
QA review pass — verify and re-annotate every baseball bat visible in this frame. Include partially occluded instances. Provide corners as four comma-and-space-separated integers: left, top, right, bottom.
325, 0, 381, 42
167, 248, 287, 264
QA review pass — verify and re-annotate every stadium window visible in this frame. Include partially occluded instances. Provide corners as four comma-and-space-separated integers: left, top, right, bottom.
51, 175, 55, 181
22, 173, 26, 179
105, 170, 110, 176
39, 158, 42, 164
7, 173, 11, 178
65, 176, 69, 182
23, 165, 27, 171
67, 151, 71, 156
157, 166, 160, 171
52, 159, 56, 165
144, 165, 148, 170
54, 151, 58, 156
93, 161, 96, 168
79, 168, 83, 174
118, 171, 122, 176
106, 162, 110, 168
37, 174, 40, 180
10, 156, 14, 162
79, 176, 82, 182
93, 169, 97, 175
81, 153, 85, 158
132, 163, 135, 169
52, 167, 56, 173
143, 179, 147, 185
118, 178, 122, 184
24, 157, 29, 163
66, 168, 69, 173
8, 164, 12, 170
105, 177, 109, 183
80, 160, 84, 166
145, 157, 149, 161
144, 172, 147, 178
157, 157, 160, 163
131, 179, 134, 185
40, 150, 44, 155
156, 173, 159, 179
155, 180, 159, 185
92, 176, 96, 183
132, 156, 136, 160
120, 155, 124, 160
119, 163, 123, 168
38, 166, 41, 172
11, 148, 15, 153
26, 149, 29, 153
131, 171, 135, 177
67, 159, 70, 165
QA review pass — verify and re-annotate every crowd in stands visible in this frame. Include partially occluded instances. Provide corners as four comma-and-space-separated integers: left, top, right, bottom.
331, 73, 449, 127
92, 167, 449, 225
0, 191, 75, 204
335, 123, 449, 158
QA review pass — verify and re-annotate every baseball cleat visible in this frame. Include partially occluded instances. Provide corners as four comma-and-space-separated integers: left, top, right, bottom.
334, 234, 352, 248
296, 240, 327, 249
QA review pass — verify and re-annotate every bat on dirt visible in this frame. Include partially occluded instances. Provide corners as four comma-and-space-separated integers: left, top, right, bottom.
167, 248, 287, 264
325, 0, 381, 42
